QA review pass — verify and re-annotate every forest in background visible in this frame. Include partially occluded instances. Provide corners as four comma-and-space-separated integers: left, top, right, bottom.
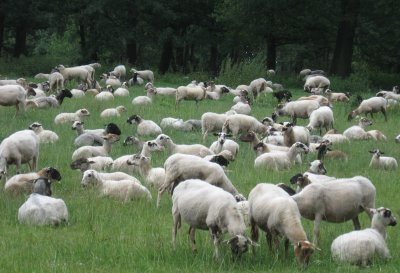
0, 0, 399, 89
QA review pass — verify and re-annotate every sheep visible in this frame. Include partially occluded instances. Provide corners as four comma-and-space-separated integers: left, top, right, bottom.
282, 123, 311, 147
206, 81, 230, 100
160, 118, 193, 132
348, 97, 387, 121
70, 87, 85, 98
292, 176, 376, 245
110, 65, 126, 79
239, 131, 293, 154
157, 153, 245, 208
132, 87, 157, 105
331, 207, 397, 267
249, 183, 315, 266
222, 114, 268, 139
26, 89, 73, 109
395, 134, 400, 143
70, 157, 114, 173
272, 90, 292, 103
297, 95, 330, 106
34, 73, 50, 80
55, 64, 91, 86
209, 132, 239, 158
18, 178, 68, 226
254, 142, 309, 171
315, 141, 348, 161
48, 72, 64, 92
305, 106, 334, 134
28, 122, 59, 144
95, 86, 114, 101
322, 129, 350, 144
324, 89, 349, 102
231, 95, 251, 115
0, 130, 40, 179
114, 82, 129, 96
127, 115, 162, 136
266, 69, 275, 76
100, 74, 121, 88
369, 149, 398, 170
303, 75, 330, 93
343, 117, 373, 140
204, 150, 235, 167
123, 136, 144, 150
274, 100, 320, 125
81, 170, 151, 201
0, 85, 35, 114
0, 78, 27, 87
155, 134, 214, 157
130, 69, 154, 83
126, 154, 165, 188
4, 167, 61, 195
172, 179, 254, 259
201, 111, 236, 140
175, 86, 207, 107
128, 74, 144, 86
366, 130, 387, 141
82, 169, 138, 183
72, 121, 105, 137
54, 108, 90, 124
72, 134, 120, 161
249, 78, 271, 98
100, 106, 126, 118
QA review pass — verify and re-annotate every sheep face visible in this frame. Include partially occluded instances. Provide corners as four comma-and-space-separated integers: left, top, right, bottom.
213, 132, 232, 145
78, 109, 90, 117
144, 141, 164, 152
81, 170, 97, 187
127, 154, 149, 166
155, 134, 171, 147
60, 89, 73, 98
369, 149, 383, 158
70, 158, 92, 171
102, 134, 120, 143
45, 167, 62, 181
359, 117, 373, 127
371, 207, 397, 227
224, 235, 255, 258
116, 106, 127, 113
72, 121, 83, 130
309, 160, 327, 174
123, 136, 140, 146
127, 115, 142, 125
261, 117, 274, 126
28, 122, 43, 133
294, 241, 315, 266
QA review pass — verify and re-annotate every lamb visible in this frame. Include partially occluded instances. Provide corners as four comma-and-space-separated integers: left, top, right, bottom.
322, 129, 350, 144
305, 106, 334, 134
55, 64, 91, 86
395, 134, 400, 143
26, 89, 73, 109
331, 207, 397, 267
128, 73, 144, 86
157, 153, 245, 208
303, 75, 330, 93
72, 134, 120, 161
54, 108, 90, 124
155, 134, 214, 157
81, 170, 151, 201
239, 131, 292, 154
172, 179, 254, 259
110, 65, 126, 79
175, 86, 207, 107
144, 82, 176, 96
18, 178, 68, 226
315, 141, 348, 161
0, 130, 40, 179
0, 84, 35, 114
28, 122, 59, 144
100, 106, 126, 118
126, 154, 165, 188
201, 111, 236, 140
249, 183, 315, 266
254, 142, 309, 171
348, 97, 387, 121
325, 89, 349, 102
274, 100, 320, 125
113, 82, 129, 96
369, 149, 398, 170
127, 115, 162, 136
70, 157, 114, 173
209, 132, 239, 158
160, 118, 193, 131
130, 69, 154, 83
4, 167, 61, 195
291, 176, 376, 245
222, 114, 268, 139
282, 123, 311, 147
343, 117, 373, 140
204, 150, 235, 167
249, 78, 271, 98
34, 73, 50, 80
131, 87, 157, 105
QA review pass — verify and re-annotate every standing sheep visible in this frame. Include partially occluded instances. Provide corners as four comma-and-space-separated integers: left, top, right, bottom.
275, 100, 320, 125
222, 114, 268, 139
348, 97, 387, 121
56, 64, 91, 86
130, 69, 154, 83
127, 115, 162, 136
303, 75, 330, 93
306, 106, 334, 135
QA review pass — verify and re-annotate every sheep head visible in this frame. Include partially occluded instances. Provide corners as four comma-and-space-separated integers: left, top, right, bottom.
294, 240, 315, 267
102, 134, 120, 143
308, 160, 327, 174
239, 131, 256, 142
127, 115, 142, 124
28, 122, 42, 132
123, 136, 140, 146
370, 207, 397, 227
224, 235, 257, 258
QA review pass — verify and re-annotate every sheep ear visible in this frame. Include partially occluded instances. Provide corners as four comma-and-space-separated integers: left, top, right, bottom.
381, 151, 384, 154
369, 150, 375, 153
212, 133, 219, 136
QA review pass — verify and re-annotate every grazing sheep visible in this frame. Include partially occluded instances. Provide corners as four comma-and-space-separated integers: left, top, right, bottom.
100, 106, 126, 118
274, 100, 320, 125
292, 176, 376, 245
110, 65, 126, 79
70, 157, 113, 173
239, 131, 291, 154
28, 122, 59, 144
26, 89, 73, 109
249, 78, 271, 99
331, 207, 396, 267
172, 179, 254, 259
82, 169, 138, 183
231, 94, 251, 114
343, 117, 373, 140
0, 85, 35, 114
369, 149, 398, 170
305, 106, 334, 134
34, 73, 50, 80
18, 178, 68, 226
222, 114, 267, 139
0, 130, 40, 178
249, 183, 315, 266
395, 134, 400, 143
126, 154, 165, 188
114, 82, 129, 96
127, 115, 162, 136
209, 132, 239, 158
155, 134, 213, 157
0, 78, 27, 87
72, 134, 120, 161
56, 64, 91, 86
72, 120, 105, 138
204, 150, 235, 167
132, 87, 157, 105
282, 123, 311, 147
175, 86, 207, 107
348, 97, 387, 121
201, 111, 236, 140
254, 142, 309, 171
130, 69, 154, 83
160, 117, 193, 132
322, 129, 350, 144
54, 108, 90, 124
303, 75, 330, 93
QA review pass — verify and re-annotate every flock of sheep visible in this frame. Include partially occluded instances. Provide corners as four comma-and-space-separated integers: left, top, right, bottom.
0, 64, 399, 268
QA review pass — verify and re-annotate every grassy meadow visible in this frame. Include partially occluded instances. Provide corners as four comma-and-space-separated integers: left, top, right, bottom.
0, 77, 399, 273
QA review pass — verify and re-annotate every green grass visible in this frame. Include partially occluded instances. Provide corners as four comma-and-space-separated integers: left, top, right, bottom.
0, 79, 399, 273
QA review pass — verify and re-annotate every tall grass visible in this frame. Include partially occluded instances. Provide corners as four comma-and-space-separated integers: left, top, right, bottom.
0, 76, 399, 273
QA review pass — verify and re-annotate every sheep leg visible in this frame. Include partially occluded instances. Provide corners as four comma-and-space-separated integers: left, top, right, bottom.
284, 238, 290, 257
15, 159, 22, 174
172, 209, 181, 250
31, 156, 38, 171
292, 115, 297, 125
250, 217, 259, 254
381, 107, 387, 121
188, 227, 197, 252
209, 226, 221, 260
352, 216, 361, 230
265, 229, 273, 252
157, 187, 166, 208
313, 214, 322, 246
202, 130, 208, 142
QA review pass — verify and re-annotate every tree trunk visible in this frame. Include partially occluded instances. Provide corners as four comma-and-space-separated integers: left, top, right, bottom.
209, 44, 218, 76
14, 25, 27, 57
126, 39, 137, 65
266, 37, 276, 70
158, 37, 173, 74
0, 13, 4, 57
330, 0, 361, 78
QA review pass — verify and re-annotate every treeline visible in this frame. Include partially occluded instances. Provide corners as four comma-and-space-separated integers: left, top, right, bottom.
0, 0, 399, 77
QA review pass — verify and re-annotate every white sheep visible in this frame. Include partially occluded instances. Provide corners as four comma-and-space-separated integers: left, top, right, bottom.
395, 134, 400, 143
209, 132, 239, 158
72, 134, 120, 161
282, 123, 311, 147
366, 130, 387, 141
114, 82, 129, 96
100, 106, 126, 118
0, 130, 40, 179
222, 114, 268, 138
130, 69, 154, 83
172, 179, 254, 259
160, 117, 193, 131
292, 176, 376, 245
369, 149, 397, 170
254, 142, 309, 171
325, 89, 349, 102
0, 78, 27, 87
348, 97, 387, 121
126, 154, 165, 188
27, 89, 72, 109
343, 117, 373, 140
110, 65, 126, 79
297, 94, 330, 106
70, 157, 114, 173
231, 97, 251, 114
201, 111, 236, 140
49, 72, 64, 92
95, 86, 114, 101
127, 115, 162, 136
100, 74, 121, 88
72, 121, 105, 137
249, 183, 315, 266
82, 169, 139, 183
157, 153, 245, 208
54, 108, 90, 124
275, 100, 320, 124
155, 134, 214, 157
175, 86, 207, 107
206, 82, 230, 100
0, 84, 34, 114
322, 129, 350, 144
249, 78, 271, 98
331, 207, 397, 267
34, 73, 50, 80
28, 122, 59, 144
131, 87, 157, 105
303, 75, 330, 92
305, 106, 334, 134
56, 64, 91, 86
70, 88, 85, 98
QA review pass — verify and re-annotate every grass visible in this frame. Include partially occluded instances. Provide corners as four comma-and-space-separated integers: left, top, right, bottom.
0, 78, 399, 273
